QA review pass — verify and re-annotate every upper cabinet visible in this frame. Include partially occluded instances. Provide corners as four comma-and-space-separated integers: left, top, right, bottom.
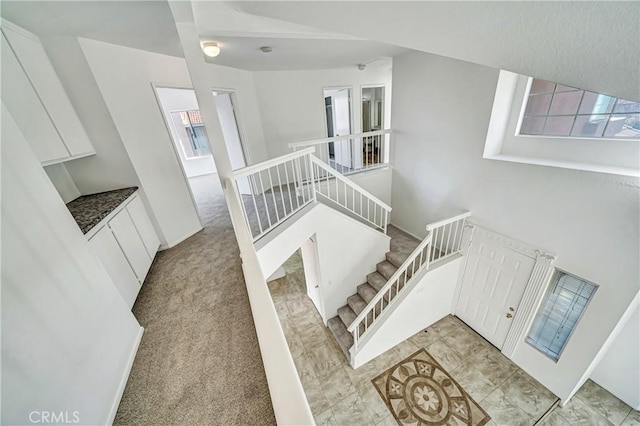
1, 20, 95, 165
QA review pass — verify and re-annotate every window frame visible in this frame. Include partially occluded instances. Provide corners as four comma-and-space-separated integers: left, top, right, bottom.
515, 77, 640, 141
483, 71, 640, 177
525, 269, 598, 362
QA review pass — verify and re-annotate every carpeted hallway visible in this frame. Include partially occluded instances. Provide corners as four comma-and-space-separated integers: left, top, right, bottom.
114, 173, 276, 425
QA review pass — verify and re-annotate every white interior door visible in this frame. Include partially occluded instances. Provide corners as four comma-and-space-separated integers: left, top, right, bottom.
331, 90, 352, 169
213, 92, 250, 194
456, 233, 535, 349
300, 238, 324, 321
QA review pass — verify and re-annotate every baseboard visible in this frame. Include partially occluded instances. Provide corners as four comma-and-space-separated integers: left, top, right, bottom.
107, 326, 144, 424
159, 226, 203, 251
389, 222, 423, 241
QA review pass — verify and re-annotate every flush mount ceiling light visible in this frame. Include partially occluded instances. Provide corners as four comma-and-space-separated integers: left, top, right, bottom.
202, 42, 220, 58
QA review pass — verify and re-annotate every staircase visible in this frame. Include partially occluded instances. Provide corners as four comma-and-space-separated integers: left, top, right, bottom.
230, 143, 471, 367
327, 226, 420, 357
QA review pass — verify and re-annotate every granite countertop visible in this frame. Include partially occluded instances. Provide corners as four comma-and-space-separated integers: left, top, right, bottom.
66, 187, 138, 234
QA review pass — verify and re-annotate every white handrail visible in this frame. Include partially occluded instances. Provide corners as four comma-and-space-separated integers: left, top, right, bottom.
347, 233, 433, 334
311, 157, 391, 211
233, 147, 315, 179
348, 212, 472, 353
289, 129, 393, 149
426, 211, 472, 231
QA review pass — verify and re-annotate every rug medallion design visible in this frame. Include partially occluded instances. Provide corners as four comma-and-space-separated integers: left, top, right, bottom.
372, 349, 490, 426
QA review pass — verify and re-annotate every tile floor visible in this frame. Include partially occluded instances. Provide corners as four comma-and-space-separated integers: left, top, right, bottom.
269, 251, 639, 426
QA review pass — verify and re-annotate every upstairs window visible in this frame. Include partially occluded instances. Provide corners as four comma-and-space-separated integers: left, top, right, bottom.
519, 79, 640, 139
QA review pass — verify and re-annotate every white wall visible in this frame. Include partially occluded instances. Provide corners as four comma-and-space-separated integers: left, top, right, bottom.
591, 300, 640, 409
255, 203, 390, 320
39, 36, 167, 244
253, 63, 392, 158
1, 104, 142, 425
353, 257, 462, 368
349, 167, 392, 206
43, 163, 81, 203
155, 87, 217, 178
390, 51, 640, 403
41, 36, 142, 195
78, 39, 270, 248
78, 38, 201, 248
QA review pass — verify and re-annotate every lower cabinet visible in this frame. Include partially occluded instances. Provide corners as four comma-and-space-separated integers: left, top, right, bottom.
89, 226, 141, 308
88, 194, 159, 308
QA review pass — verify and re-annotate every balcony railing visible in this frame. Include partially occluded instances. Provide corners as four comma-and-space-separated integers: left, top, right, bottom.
232, 147, 391, 242
289, 129, 392, 176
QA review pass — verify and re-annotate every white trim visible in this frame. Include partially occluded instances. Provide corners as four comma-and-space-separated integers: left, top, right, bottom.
158, 226, 203, 251
467, 221, 555, 260
107, 326, 144, 425
501, 252, 556, 358
486, 153, 640, 178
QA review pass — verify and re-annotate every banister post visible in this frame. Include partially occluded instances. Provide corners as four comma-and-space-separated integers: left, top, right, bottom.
308, 155, 317, 203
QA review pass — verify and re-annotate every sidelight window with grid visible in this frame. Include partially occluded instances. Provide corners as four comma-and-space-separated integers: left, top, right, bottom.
519, 78, 640, 139
526, 271, 598, 361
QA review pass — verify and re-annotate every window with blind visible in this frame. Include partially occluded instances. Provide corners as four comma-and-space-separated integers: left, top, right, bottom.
526, 271, 598, 361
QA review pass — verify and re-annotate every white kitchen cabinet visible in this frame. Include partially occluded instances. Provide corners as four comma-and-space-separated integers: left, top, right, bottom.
85, 192, 159, 309
1, 33, 69, 163
89, 226, 141, 308
108, 209, 152, 281
1, 20, 95, 165
125, 196, 160, 258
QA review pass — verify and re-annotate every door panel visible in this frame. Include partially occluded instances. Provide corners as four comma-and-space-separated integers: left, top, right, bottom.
89, 227, 141, 308
109, 210, 152, 281
456, 234, 535, 349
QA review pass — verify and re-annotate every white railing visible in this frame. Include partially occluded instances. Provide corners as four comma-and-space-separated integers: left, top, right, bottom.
309, 156, 391, 233
232, 147, 392, 241
348, 212, 472, 352
289, 129, 392, 175
233, 147, 317, 242
426, 211, 473, 263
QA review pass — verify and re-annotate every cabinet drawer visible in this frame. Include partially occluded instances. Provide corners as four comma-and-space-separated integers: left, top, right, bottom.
109, 210, 152, 281
89, 226, 140, 308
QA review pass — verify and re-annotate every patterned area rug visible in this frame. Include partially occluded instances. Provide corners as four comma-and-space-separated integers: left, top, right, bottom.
373, 349, 490, 426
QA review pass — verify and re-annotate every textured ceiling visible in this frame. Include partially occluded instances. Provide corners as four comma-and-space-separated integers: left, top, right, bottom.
235, 1, 640, 100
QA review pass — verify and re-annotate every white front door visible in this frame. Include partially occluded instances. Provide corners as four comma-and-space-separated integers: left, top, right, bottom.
456, 233, 535, 349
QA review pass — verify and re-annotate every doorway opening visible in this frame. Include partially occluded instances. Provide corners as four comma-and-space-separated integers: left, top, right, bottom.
154, 86, 249, 222
323, 87, 353, 172
267, 238, 324, 324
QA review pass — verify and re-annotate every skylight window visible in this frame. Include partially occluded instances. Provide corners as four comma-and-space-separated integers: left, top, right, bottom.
519, 78, 640, 139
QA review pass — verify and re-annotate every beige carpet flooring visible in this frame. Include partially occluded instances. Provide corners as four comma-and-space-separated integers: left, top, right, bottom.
114, 173, 276, 425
